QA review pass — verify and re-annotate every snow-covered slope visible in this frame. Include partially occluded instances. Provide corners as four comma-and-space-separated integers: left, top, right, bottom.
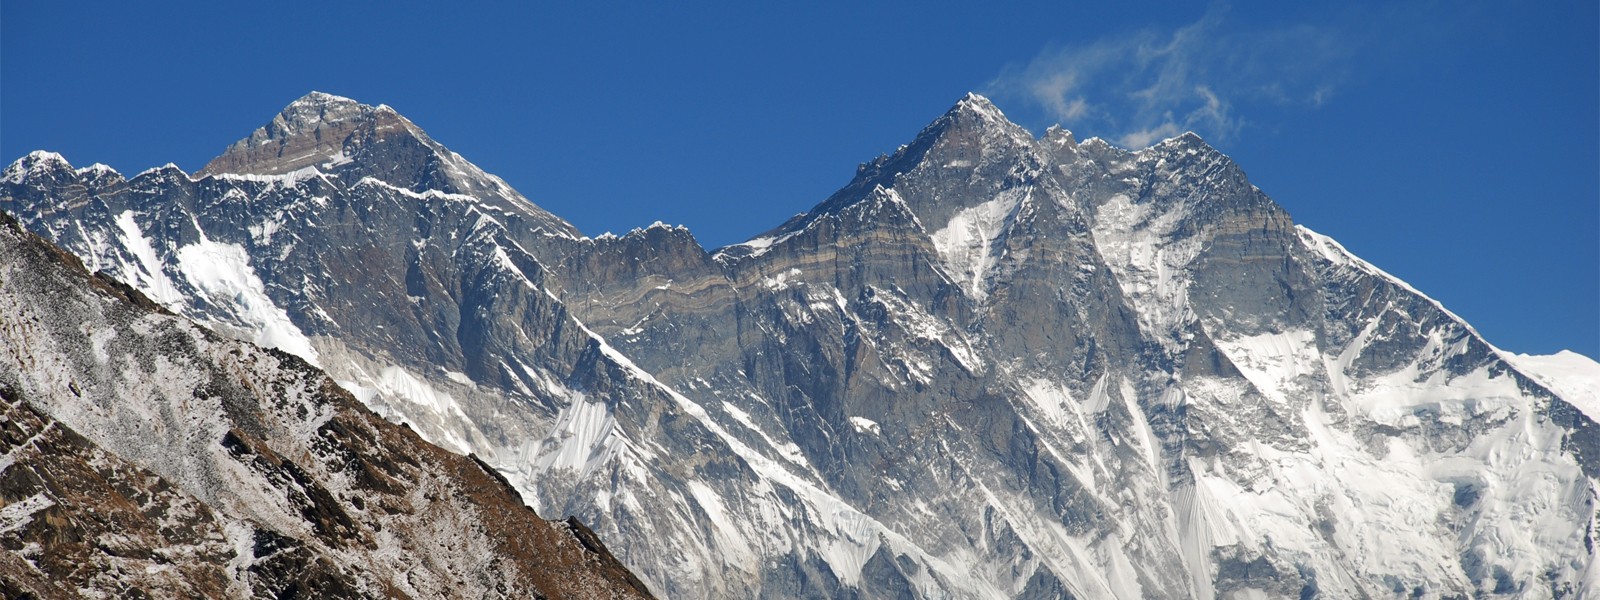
4, 92, 1595, 599
1510, 351, 1600, 422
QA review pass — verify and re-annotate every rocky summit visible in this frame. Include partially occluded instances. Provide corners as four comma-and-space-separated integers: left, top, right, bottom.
3, 91, 1597, 599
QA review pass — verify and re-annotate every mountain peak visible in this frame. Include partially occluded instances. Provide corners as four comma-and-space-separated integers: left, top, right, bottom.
3, 151, 74, 185
198, 91, 391, 177
922, 92, 1034, 147
1042, 125, 1078, 146
1154, 131, 1210, 151
278, 90, 378, 130
197, 92, 580, 238
769, 93, 1042, 248
293, 90, 359, 106
9, 150, 71, 171
946, 92, 1007, 125
1135, 130, 1229, 164
275, 91, 368, 129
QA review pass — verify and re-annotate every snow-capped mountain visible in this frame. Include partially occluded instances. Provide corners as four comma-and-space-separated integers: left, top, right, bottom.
0, 212, 653, 598
4, 91, 1594, 599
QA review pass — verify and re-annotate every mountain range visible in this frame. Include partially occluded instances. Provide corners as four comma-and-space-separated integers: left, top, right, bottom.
3, 91, 1596, 599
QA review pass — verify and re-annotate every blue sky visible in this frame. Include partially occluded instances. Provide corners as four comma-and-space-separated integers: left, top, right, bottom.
3, 1, 1595, 358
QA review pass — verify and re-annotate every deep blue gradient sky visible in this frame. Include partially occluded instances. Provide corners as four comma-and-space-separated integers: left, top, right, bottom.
4, 1, 1596, 358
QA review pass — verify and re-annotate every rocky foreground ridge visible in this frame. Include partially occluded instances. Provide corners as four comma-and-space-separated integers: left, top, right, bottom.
0, 210, 652, 598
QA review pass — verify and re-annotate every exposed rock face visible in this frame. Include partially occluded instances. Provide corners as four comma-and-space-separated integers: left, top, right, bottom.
3, 92, 1596, 599
197, 91, 577, 243
0, 212, 654, 599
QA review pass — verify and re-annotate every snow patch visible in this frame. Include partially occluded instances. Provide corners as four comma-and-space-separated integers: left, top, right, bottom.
1091, 192, 1205, 351
174, 226, 320, 366
763, 267, 803, 291
1022, 379, 1077, 424
928, 186, 1029, 302
0, 493, 54, 534
321, 150, 354, 169
687, 480, 753, 563
1214, 329, 1320, 405
112, 210, 184, 306
89, 328, 116, 364
532, 394, 621, 477
337, 365, 471, 453
848, 417, 880, 435
722, 401, 812, 469
1507, 350, 1600, 421
732, 229, 802, 259
444, 370, 476, 387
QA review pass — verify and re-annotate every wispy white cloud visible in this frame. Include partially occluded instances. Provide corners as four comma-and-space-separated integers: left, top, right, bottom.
987, 5, 1352, 148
